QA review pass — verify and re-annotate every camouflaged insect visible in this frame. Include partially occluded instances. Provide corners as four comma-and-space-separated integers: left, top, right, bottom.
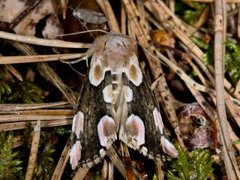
70, 33, 178, 169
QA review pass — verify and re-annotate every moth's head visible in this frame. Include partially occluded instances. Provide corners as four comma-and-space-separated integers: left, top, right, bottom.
89, 34, 142, 86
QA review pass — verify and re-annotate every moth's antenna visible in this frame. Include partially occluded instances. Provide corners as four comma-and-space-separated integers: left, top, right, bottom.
60, 55, 87, 64
56, 29, 108, 37
69, 64, 87, 77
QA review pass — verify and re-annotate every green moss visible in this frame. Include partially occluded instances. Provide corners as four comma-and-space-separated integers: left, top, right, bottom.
0, 131, 23, 179
166, 144, 213, 180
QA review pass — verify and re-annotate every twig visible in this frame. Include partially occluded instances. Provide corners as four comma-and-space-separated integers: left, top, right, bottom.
51, 137, 71, 180
3, 64, 23, 81
10, 42, 78, 108
102, 160, 108, 179
38, 63, 78, 108
214, 0, 240, 179
106, 146, 126, 177
193, 6, 210, 29
96, 0, 120, 32
188, 0, 240, 2
25, 120, 41, 180
0, 113, 73, 122
72, 167, 90, 180
0, 31, 91, 48
0, 53, 85, 64
108, 162, 114, 180
0, 102, 70, 111
0, 119, 71, 131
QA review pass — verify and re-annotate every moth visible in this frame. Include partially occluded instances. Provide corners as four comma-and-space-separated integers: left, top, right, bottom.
70, 33, 178, 170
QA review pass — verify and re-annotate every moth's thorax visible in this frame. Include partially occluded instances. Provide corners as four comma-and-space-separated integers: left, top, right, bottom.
89, 34, 143, 87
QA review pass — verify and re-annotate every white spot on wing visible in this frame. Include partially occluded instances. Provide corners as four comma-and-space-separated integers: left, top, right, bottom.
153, 107, 164, 134
72, 111, 84, 138
97, 115, 117, 148
140, 146, 148, 156
124, 55, 143, 86
70, 141, 82, 170
161, 136, 178, 158
99, 148, 106, 158
122, 114, 145, 149
123, 86, 133, 102
103, 85, 113, 103
89, 54, 107, 86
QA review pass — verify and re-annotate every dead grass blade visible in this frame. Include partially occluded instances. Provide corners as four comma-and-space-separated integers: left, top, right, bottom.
25, 120, 41, 180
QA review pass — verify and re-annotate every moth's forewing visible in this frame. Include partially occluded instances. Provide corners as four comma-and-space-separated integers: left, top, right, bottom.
122, 74, 162, 158
70, 74, 112, 169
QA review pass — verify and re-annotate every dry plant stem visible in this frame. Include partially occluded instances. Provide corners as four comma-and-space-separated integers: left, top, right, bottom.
179, 42, 215, 85
38, 63, 78, 107
156, 75, 186, 148
189, 0, 240, 2
13, 135, 23, 148
0, 31, 90, 48
167, 0, 175, 12
206, 62, 239, 96
0, 102, 69, 111
123, 0, 186, 153
122, 144, 141, 179
156, 50, 214, 93
234, 80, 240, 98
146, 1, 215, 85
228, 123, 240, 151
121, 4, 127, 35
9, 0, 41, 30
214, 0, 240, 179
224, 93, 240, 128
0, 53, 85, 64
0, 119, 71, 131
155, 158, 164, 180
60, 0, 67, 19
96, 0, 120, 32
51, 138, 71, 180
0, 108, 73, 116
0, 113, 73, 123
238, 8, 240, 38
145, 1, 194, 35
3, 63, 23, 81
108, 162, 114, 180
25, 120, 41, 180
102, 160, 108, 179
72, 167, 90, 180
185, 57, 207, 85
193, 6, 210, 29
106, 146, 126, 177
10, 41, 78, 108
146, 1, 204, 59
